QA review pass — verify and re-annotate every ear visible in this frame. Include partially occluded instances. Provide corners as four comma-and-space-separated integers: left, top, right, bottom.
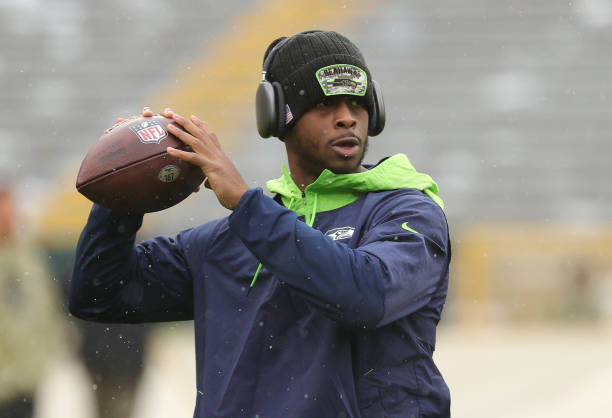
368, 80, 386, 136
255, 81, 277, 138
273, 82, 287, 139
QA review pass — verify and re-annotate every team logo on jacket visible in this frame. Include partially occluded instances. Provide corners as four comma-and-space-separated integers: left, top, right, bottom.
130, 120, 168, 144
325, 226, 355, 241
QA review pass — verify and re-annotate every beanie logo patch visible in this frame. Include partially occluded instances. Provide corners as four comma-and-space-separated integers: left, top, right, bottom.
315, 64, 368, 97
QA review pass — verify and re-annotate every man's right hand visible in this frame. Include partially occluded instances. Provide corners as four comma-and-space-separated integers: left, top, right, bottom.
113, 106, 171, 124
137, 107, 250, 206
137, 106, 205, 193
141, 106, 173, 118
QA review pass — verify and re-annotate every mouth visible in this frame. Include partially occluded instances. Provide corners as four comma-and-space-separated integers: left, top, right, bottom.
330, 136, 361, 159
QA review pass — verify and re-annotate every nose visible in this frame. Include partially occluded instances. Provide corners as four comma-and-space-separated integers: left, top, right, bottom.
334, 100, 357, 129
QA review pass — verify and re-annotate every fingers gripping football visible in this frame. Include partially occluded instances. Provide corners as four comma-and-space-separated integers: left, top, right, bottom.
164, 111, 248, 210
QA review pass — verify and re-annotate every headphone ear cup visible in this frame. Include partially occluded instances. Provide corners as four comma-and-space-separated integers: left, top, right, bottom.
255, 81, 278, 138
272, 81, 287, 139
368, 79, 386, 137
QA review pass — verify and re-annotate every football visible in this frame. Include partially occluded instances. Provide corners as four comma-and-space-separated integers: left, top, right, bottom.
76, 115, 205, 213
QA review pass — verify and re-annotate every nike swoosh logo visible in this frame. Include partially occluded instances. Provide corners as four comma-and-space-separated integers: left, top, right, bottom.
401, 222, 419, 234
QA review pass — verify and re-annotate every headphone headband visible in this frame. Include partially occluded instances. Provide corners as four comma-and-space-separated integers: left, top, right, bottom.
261, 30, 325, 81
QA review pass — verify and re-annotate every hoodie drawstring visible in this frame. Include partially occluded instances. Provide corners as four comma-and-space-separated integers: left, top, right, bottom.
246, 194, 318, 296
306, 193, 318, 227
246, 263, 263, 296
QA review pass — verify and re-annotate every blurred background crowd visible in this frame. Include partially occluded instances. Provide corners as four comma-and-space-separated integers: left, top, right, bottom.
0, 0, 610, 417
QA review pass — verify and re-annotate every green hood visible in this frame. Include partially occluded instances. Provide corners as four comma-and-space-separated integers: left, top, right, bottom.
266, 153, 444, 216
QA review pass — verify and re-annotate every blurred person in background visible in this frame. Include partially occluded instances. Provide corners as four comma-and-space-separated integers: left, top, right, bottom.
38, 193, 148, 418
0, 184, 67, 417
70, 30, 451, 417
42, 230, 148, 418
75, 317, 148, 418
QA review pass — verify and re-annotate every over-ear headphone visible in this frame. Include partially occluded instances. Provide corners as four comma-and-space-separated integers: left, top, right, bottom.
255, 31, 386, 139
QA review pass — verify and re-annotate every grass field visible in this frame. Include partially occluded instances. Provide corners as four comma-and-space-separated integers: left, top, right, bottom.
33, 321, 612, 417
436, 323, 612, 417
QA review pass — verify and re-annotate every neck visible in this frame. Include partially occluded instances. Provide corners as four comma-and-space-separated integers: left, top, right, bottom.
283, 140, 367, 192
286, 159, 367, 192
288, 167, 318, 193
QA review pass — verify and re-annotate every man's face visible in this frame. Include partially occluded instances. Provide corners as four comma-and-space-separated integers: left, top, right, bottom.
284, 96, 369, 179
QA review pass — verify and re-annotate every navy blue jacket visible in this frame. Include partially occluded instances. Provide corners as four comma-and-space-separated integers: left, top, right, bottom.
70, 154, 451, 417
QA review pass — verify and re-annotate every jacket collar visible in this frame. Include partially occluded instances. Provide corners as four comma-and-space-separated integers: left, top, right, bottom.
266, 153, 444, 215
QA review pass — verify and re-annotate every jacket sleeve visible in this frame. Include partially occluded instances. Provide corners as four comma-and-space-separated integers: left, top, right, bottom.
69, 204, 194, 323
228, 188, 450, 329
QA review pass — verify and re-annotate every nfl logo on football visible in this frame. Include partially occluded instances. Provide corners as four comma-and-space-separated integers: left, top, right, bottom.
130, 120, 168, 144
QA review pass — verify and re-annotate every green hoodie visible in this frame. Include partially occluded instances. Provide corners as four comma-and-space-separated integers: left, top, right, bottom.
266, 153, 444, 218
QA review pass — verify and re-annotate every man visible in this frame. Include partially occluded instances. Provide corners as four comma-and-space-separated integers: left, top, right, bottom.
0, 185, 67, 417
70, 30, 451, 417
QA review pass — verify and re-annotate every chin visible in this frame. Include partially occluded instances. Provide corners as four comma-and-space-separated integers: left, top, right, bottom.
327, 159, 363, 174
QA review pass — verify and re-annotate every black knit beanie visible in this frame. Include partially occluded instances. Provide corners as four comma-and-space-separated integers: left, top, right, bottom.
263, 30, 374, 137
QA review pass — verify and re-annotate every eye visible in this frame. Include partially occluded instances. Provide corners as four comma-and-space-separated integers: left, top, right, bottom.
316, 97, 333, 107
349, 97, 367, 109
314, 96, 366, 110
